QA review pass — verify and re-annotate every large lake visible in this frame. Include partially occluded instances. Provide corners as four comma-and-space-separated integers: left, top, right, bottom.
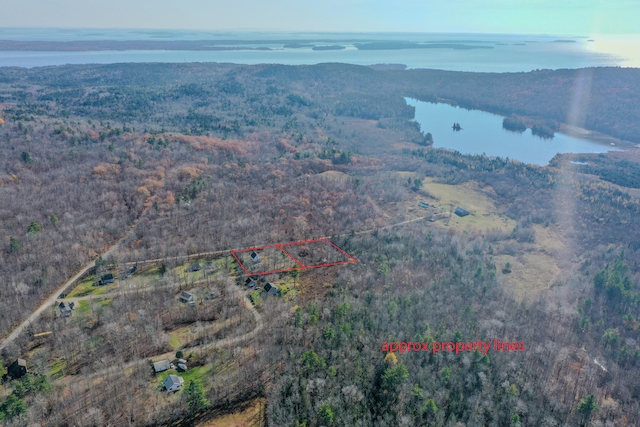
406, 99, 621, 165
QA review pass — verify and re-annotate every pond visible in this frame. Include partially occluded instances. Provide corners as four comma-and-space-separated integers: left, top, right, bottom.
406, 98, 620, 165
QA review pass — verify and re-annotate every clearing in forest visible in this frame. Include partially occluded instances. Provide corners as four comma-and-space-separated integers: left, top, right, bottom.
196, 398, 265, 427
417, 178, 516, 232
232, 238, 356, 276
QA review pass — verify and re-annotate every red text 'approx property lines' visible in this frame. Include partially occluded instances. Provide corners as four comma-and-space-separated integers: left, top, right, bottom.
382, 339, 525, 355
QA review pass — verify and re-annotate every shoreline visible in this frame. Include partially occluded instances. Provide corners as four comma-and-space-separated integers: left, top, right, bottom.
558, 123, 637, 151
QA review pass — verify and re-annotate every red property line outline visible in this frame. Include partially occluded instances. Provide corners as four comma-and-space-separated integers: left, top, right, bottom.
231, 238, 357, 277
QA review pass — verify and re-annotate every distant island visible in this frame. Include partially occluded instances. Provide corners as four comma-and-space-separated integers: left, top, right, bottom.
355, 42, 493, 50
552, 39, 577, 43
312, 45, 345, 51
283, 43, 314, 48
0, 40, 275, 51
502, 117, 527, 132
532, 123, 556, 138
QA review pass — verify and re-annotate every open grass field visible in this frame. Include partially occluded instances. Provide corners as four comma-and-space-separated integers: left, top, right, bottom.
494, 223, 568, 300
495, 252, 562, 300
417, 178, 517, 232
156, 364, 214, 389
66, 276, 117, 298
66, 265, 165, 298
315, 170, 350, 183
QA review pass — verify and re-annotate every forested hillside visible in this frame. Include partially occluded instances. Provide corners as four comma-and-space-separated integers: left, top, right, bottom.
0, 63, 639, 426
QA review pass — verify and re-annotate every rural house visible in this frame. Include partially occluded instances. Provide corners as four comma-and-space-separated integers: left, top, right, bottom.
179, 291, 195, 304
163, 374, 185, 392
189, 262, 202, 272
251, 251, 261, 263
59, 301, 73, 317
264, 282, 279, 296
98, 273, 115, 286
153, 359, 171, 373
7, 359, 27, 379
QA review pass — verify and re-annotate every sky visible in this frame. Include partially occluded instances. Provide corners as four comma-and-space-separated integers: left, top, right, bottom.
0, 0, 638, 35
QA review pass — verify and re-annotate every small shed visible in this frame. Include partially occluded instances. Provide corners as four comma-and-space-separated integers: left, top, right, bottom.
250, 251, 261, 263
7, 359, 27, 379
153, 360, 171, 373
179, 292, 195, 304
264, 282, 279, 296
454, 207, 470, 217
189, 263, 201, 272
59, 302, 72, 317
245, 278, 257, 288
163, 374, 185, 392
418, 202, 430, 209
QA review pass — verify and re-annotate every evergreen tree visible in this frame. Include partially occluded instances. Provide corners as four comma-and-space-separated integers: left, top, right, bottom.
185, 380, 210, 416
9, 237, 22, 253
577, 394, 599, 424
28, 221, 42, 234
21, 151, 32, 164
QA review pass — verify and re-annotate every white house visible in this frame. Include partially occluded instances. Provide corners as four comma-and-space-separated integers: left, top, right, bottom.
163, 374, 185, 392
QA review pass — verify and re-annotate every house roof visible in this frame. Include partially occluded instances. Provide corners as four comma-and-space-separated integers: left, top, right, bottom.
59, 302, 72, 310
153, 360, 171, 372
454, 207, 469, 217
180, 291, 194, 300
264, 282, 279, 293
163, 374, 184, 388
12, 359, 27, 367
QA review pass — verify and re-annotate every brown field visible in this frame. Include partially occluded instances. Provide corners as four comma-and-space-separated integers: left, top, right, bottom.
197, 399, 265, 427
416, 178, 516, 232
495, 224, 568, 300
